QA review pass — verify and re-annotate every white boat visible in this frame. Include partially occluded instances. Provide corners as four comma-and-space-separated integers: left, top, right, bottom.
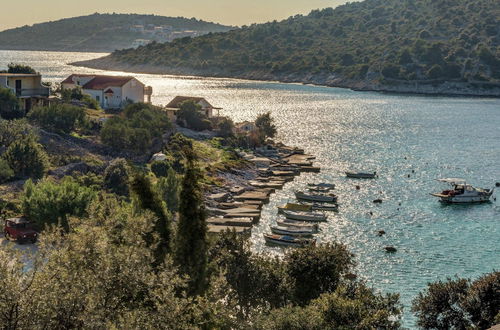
277, 219, 319, 231
307, 183, 335, 189
431, 178, 494, 204
263, 234, 315, 247
307, 186, 332, 193
282, 210, 327, 222
270, 225, 316, 236
345, 171, 377, 179
295, 191, 337, 203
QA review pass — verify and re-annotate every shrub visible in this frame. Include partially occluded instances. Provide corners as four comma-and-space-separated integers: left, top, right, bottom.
29, 104, 86, 134
103, 158, 130, 196
427, 64, 444, 79
156, 167, 180, 213
255, 112, 277, 139
3, 136, 49, 179
0, 87, 23, 120
176, 100, 212, 131
217, 117, 235, 137
7, 63, 36, 74
0, 119, 32, 147
0, 159, 14, 183
381, 64, 401, 79
22, 177, 96, 229
151, 160, 171, 178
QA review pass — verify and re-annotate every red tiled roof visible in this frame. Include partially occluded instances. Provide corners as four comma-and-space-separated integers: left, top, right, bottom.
61, 74, 138, 90
83, 75, 136, 90
166, 96, 212, 108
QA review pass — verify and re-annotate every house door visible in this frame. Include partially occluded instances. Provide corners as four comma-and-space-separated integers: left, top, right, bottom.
15, 80, 22, 96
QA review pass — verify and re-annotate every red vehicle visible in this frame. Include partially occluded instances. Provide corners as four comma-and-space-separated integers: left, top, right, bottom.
3, 217, 38, 243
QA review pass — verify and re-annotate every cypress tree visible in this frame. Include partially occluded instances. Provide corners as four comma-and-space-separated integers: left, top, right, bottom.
130, 173, 171, 265
174, 150, 207, 296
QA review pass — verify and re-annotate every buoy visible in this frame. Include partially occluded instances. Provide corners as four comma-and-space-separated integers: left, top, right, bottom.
373, 199, 383, 204
496, 182, 500, 187
385, 246, 397, 253
407, 174, 411, 178
369, 211, 374, 216
412, 170, 415, 173
377, 230, 386, 236
398, 202, 401, 206
356, 185, 360, 190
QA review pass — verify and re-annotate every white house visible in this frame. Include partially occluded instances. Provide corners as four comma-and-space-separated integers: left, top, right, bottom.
165, 96, 221, 118
61, 74, 153, 109
0, 73, 50, 111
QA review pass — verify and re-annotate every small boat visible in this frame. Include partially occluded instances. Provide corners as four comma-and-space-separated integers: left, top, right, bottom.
345, 171, 377, 179
277, 219, 319, 231
431, 178, 494, 204
282, 210, 327, 222
307, 182, 335, 189
300, 202, 339, 211
307, 186, 332, 193
278, 203, 311, 214
263, 234, 315, 247
295, 191, 337, 203
270, 225, 316, 236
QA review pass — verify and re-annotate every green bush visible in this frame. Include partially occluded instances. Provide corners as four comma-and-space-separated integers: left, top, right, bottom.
103, 158, 130, 196
22, 177, 97, 229
0, 159, 14, 183
3, 136, 49, 179
101, 103, 171, 152
151, 160, 171, 177
29, 104, 86, 134
176, 100, 212, 131
0, 87, 23, 120
6, 63, 36, 74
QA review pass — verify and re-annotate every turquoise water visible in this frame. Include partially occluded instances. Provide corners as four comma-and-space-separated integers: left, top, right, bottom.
2, 50, 499, 328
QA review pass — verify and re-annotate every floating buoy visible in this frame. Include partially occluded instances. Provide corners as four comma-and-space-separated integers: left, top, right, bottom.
407, 174, 411, 178
385, 246, 397, 253
496, 182, 500, 187
377, 230, 386, 236
369, 211, 374, 216
398, 202, 401, 206
356, 185, 360, 190
412, 170, 415, 173
373, 199, 383, 204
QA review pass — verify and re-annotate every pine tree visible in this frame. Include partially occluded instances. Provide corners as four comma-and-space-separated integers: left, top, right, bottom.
3, 135, 49, 179
157, 167, 180, 213
174, 150, 207, 296
130, 173, 171, 265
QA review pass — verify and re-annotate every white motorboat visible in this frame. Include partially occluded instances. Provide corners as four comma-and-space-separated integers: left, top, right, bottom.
270, 225, 316, 236
277, 219, 319, 231
263, 234, 315, 247
431, 178, 494, 204
345, 171, 377, 179
282, 210, 327, 222
295, 191, 337, 203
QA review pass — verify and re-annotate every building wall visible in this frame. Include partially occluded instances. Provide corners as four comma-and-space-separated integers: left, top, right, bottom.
6, 76, 41, 90
122, 78, 145, 104
83, 89, 104, 107
104, 86, 123, 109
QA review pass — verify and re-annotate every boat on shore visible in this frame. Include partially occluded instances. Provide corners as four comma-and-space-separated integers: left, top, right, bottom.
282, 210, 327, 222
308, 186, 332, 193
295, 191, 337, 203
263, 234, 315, 247
270, 225, 316, 236
345, 171, 377, 179
431, 178, 494, 203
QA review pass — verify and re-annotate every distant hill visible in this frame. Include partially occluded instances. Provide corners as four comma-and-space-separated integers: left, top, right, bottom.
77, 0, 500, 96
0, 13, 233, 52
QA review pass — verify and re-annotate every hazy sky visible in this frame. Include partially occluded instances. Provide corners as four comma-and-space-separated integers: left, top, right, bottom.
0, 0, 349, 31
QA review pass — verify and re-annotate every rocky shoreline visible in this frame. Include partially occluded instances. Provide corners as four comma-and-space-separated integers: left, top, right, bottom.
73, 57, 500, 98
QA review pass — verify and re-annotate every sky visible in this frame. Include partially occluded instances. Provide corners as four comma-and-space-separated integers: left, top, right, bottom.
0, 0, 349, 31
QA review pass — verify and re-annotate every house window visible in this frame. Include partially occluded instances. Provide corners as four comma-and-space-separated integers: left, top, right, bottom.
96, 96, 100, 102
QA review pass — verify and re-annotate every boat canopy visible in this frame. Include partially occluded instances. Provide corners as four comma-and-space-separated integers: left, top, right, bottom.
437, 178, 466, 184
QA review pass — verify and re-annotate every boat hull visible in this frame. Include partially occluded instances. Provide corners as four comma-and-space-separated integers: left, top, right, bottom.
283, 211, 327, 222
271, 227, 315, 236
263, 234, 315, 247
431, 192, 493, 203
295, 192, 337, 203
345, 172, 376, 179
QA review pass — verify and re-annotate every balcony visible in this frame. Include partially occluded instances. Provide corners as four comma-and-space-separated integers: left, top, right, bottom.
13, 88, 50, 98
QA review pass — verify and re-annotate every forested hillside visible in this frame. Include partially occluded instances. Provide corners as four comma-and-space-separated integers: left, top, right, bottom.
0, 13, 233, 52
79, 0, 500, 95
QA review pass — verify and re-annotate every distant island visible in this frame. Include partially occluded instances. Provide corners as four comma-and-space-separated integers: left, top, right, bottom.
75, 0, 500, 97
0, 13, 233, 52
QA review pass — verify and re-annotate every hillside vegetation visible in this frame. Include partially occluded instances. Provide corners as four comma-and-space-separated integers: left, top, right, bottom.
0, 13, 233, 52
80, 0, 500, 95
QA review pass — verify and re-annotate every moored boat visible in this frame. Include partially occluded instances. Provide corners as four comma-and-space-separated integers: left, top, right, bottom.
431, 178, 494, 204
300, 202, 339, 211
278, 203, 311, 214
263, 234, 315, 247
277, 219, 319, 231
307, 186, 332, 193
307, 182, 335, 189
270, 225, 316, 236
282, 210, 327, 222
345, 171, 377, 179
295, 191, 337, 203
